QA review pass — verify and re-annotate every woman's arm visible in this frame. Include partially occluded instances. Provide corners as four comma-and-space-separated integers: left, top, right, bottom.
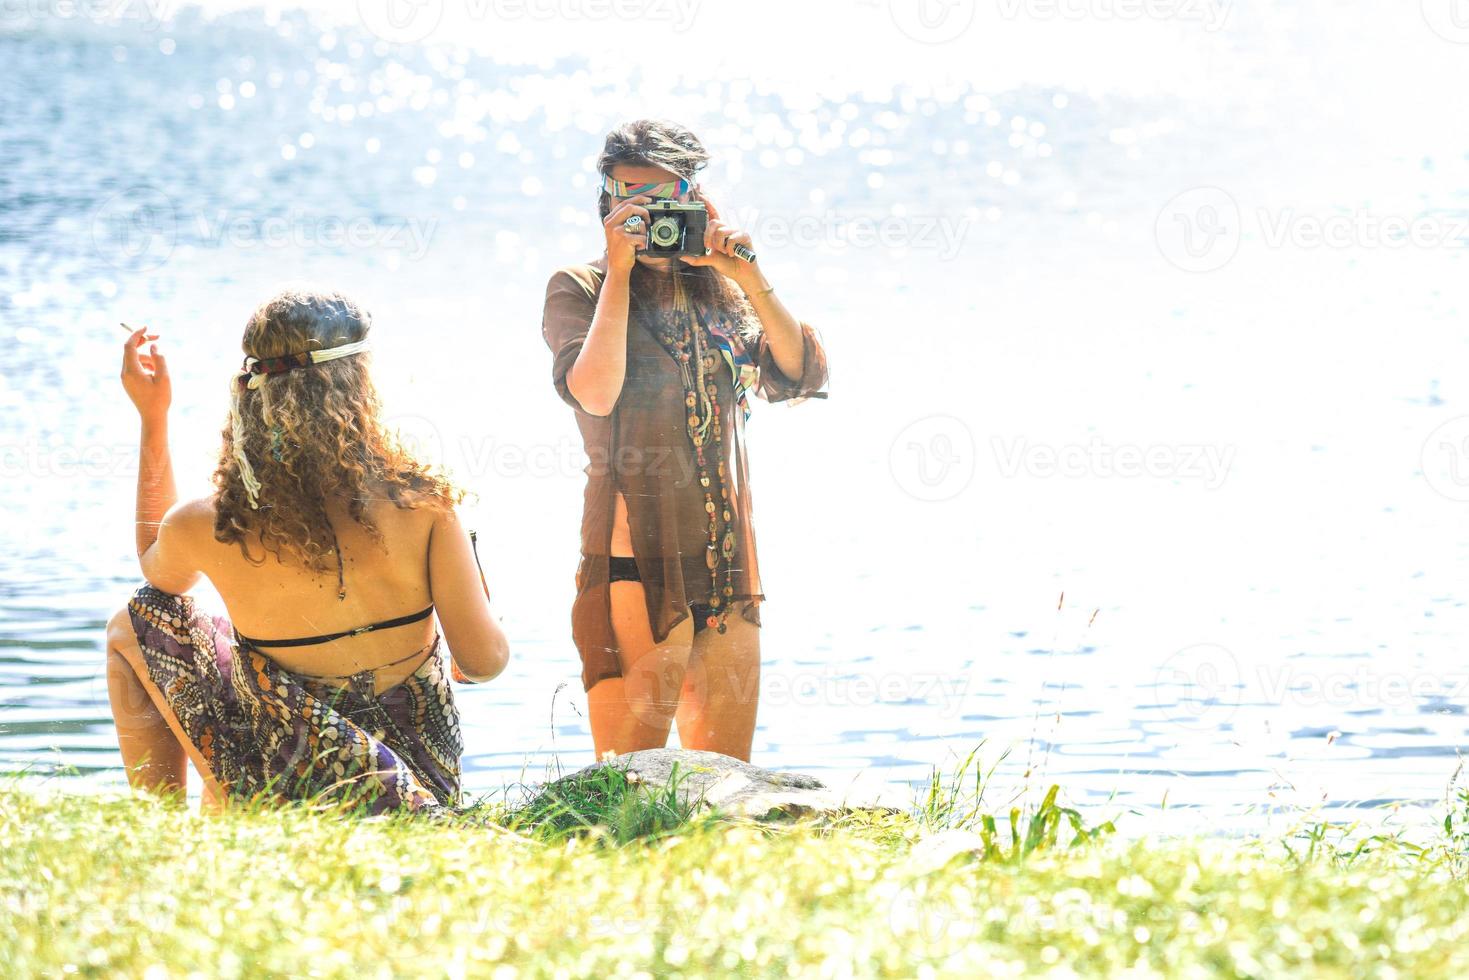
734, 265, 805, 381
564, 194, 653, 416
427, 507, 509, 683
121, 328, 201, 594
566, 268, 631, 417
680, 193, 801, 358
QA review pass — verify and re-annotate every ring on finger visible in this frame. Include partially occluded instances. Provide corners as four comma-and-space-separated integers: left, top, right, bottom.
623, 215, 644, 232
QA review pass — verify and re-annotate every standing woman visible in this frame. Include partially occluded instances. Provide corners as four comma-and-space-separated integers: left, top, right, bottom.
542, 119, 829, 761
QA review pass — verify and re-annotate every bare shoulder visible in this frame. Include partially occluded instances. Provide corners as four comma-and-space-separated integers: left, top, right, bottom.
425, 499, 465, 535
158, 496, 219, 554
165, 496, 217, 532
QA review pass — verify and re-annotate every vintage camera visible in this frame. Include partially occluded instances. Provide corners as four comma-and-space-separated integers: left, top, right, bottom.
642, 200, 709, 256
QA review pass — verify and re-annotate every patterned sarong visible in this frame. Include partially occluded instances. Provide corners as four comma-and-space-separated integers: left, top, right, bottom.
125, 584, 462, 814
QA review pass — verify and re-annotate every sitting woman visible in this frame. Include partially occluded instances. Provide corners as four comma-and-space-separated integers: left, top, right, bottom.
105, 289, 508, 814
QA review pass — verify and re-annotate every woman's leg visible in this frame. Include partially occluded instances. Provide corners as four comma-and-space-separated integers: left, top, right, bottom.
675, 606, 761, 761
587, 579, 696, 757
586, 493, 696, 757
105, 606, 225, 804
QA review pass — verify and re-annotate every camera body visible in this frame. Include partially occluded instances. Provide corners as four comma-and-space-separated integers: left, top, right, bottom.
643, 201, 708, 256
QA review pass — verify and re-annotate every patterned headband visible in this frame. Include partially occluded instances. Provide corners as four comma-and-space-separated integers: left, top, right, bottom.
235, 339, 371, 391
600, 173, 693, 199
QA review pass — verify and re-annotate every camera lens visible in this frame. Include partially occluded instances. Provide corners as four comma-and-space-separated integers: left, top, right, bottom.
649, 216, 681, 248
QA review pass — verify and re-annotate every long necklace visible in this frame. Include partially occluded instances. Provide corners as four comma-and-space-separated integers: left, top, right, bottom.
652, 275, 735, 634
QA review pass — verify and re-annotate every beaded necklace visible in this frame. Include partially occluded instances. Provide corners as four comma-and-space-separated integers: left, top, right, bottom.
649, 274, 736, 634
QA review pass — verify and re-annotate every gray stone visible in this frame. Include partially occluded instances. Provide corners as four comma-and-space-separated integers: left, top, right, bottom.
551, 748, 896, 821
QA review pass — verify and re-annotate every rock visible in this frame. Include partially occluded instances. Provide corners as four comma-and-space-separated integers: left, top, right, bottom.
548, 748, 896, 821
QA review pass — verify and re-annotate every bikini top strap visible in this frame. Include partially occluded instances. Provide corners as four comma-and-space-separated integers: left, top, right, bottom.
236, 605, 435, 649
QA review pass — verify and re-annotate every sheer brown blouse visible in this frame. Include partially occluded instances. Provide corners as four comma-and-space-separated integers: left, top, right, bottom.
542, 259, 830, 691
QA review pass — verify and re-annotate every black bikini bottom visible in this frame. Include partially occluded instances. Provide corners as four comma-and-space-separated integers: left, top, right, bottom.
607, 556, 715, 634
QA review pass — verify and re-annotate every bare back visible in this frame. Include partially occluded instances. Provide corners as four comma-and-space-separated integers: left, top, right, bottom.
173, 489, 452, 689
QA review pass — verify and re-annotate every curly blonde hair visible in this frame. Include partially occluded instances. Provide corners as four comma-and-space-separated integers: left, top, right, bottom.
212, 287, 463, 573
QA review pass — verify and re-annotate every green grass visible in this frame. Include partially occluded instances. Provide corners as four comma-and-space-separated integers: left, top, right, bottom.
3, 760, 1469, 978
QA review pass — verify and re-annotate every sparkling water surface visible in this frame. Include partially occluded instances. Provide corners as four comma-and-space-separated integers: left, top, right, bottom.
1, 1, 1466, 835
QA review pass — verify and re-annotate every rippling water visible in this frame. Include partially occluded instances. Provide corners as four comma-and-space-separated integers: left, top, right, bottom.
1, 1, 1466, 832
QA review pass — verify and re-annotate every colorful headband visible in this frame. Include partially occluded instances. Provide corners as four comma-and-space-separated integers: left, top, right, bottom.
229, 337, 371, 510
600, 173, 693, 199
236, 339, 371, 391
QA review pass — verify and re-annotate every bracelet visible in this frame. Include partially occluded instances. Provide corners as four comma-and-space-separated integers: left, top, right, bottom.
750, 285, 776, 299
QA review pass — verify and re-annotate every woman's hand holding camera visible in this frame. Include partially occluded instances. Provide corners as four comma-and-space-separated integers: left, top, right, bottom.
679, 191, 763, 291
603, 194, 651, 276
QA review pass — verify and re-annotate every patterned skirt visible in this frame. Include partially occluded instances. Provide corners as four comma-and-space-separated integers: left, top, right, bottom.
125, 585, 463, 814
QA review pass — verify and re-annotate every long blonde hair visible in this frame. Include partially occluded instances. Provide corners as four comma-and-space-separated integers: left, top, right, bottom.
212, 287, 462, 572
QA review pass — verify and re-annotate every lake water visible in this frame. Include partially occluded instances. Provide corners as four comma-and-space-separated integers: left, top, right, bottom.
2, 0, 1467, 834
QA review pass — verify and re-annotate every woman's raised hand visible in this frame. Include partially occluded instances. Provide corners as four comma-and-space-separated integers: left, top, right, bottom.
680, 190, 760, 288
120, 326, 171, 422
603, 194, 652, 275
